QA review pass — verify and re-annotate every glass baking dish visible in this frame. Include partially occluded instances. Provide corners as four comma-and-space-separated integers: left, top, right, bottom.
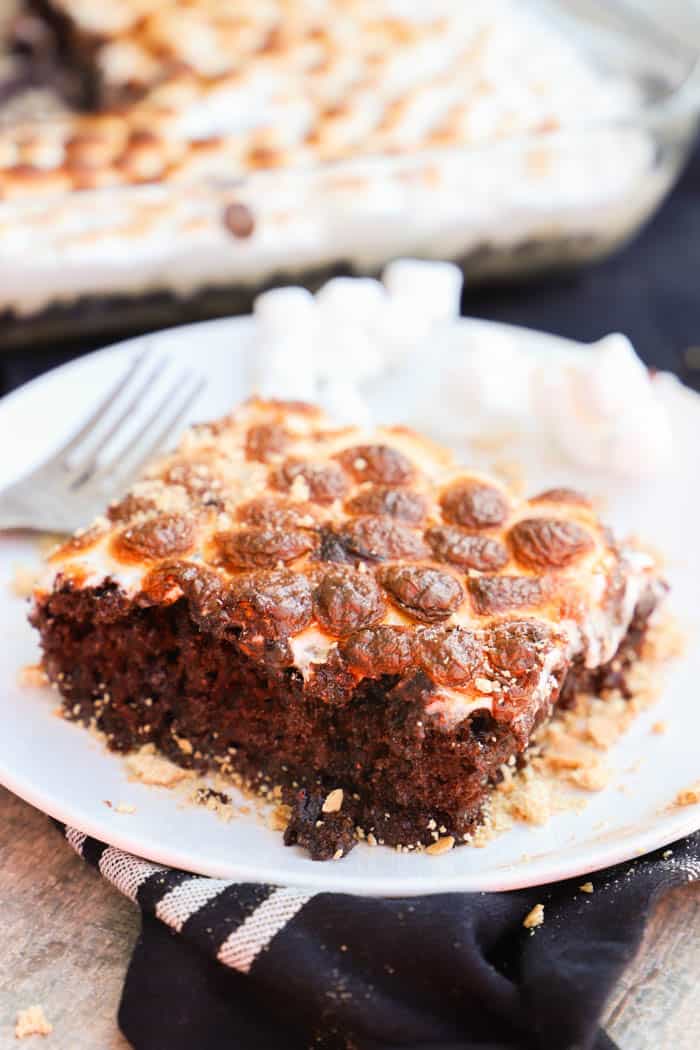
0, 0, 699, 350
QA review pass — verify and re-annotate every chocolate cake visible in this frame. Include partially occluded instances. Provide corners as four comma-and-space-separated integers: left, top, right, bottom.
31, 399, 666, 859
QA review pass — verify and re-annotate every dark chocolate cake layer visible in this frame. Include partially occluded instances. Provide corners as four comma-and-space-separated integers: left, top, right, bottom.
32, 578, 660, 860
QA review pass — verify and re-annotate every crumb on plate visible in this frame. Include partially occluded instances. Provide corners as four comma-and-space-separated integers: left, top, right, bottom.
125, 745, 193, 787
17, 664, 49, 689
674, 782, 700, 808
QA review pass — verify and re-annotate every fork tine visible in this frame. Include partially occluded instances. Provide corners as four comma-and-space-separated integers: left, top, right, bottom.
69, 356, 169, 486
56, 348, 153, 462
91, 373, 206, 487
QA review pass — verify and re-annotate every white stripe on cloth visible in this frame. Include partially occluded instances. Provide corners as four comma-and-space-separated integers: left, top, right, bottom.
217, 887, 314, 973
65, 827, 87, 856
156, 878, 228, 933
62, 827, 314, 971
98, 846, 165, 902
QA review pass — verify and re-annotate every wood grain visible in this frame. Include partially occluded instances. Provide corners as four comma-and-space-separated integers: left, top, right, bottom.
1, 785, 698, 1049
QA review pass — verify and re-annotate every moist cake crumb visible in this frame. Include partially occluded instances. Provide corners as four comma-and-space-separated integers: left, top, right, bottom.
523, 904, 544, 929
15, 1005, 52, 1039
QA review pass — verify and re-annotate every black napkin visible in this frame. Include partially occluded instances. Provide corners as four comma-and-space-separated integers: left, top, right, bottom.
55, 822, 699, 1050
7, 135, 700, 1050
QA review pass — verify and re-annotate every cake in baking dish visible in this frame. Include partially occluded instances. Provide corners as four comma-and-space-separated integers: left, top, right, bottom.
1, 0, 656, 342
31, 399, 666, 859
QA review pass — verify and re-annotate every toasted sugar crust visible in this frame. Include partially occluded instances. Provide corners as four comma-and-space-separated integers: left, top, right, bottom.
38, 397, 661, 738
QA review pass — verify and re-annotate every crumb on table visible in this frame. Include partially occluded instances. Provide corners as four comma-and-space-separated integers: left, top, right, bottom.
15, 1005, 52, 1039
579, 881, 594, 894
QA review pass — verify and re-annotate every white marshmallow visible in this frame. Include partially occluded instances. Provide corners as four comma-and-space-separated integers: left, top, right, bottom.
440, 322, 535, 432
314, 323, 385, 385
315, 276, 389, 383
382, 258, 463, 323
250, 286, 317, 400
315, 276, 387, 326
253, 285, 316, 336
537, 333, 673, 477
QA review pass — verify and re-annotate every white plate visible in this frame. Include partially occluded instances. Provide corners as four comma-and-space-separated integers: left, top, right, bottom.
1, 317, 699, 896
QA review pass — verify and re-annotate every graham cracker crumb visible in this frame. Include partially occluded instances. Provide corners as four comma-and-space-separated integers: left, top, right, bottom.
503, 774, 552, 826
15, 1005, 52, 1038
579, 881, 594, 894
269, 803, 292, 831
322, 788, 344, 814
651, 721, 667, 735
567, 763, 611, 792
586, 715, 624, 750
425, 835, 455, 856
10, 564, 40, 598
114, 802, 136, 814
674, 782, 700, 807
523, 904, 544, 929
18, 664, 49, 689
125, 747, 193, 787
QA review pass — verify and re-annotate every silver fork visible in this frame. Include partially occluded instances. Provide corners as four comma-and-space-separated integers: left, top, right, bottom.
0, 350, 205, 533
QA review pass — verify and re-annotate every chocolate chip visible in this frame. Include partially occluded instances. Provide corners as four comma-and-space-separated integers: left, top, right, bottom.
223, 201, 255, 238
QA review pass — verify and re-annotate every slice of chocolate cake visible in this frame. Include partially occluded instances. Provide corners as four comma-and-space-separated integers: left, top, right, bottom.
30, 399, 666, 859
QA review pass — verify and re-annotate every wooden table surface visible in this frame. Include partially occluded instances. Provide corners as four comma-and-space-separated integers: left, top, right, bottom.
1, 785, 699, 1049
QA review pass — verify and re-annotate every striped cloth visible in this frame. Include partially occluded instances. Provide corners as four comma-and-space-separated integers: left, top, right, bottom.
56, 821, 700, 1050
62, 823, 313, 975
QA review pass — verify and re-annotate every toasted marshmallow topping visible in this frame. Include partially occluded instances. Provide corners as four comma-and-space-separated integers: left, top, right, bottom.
37, 397, 663, 739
